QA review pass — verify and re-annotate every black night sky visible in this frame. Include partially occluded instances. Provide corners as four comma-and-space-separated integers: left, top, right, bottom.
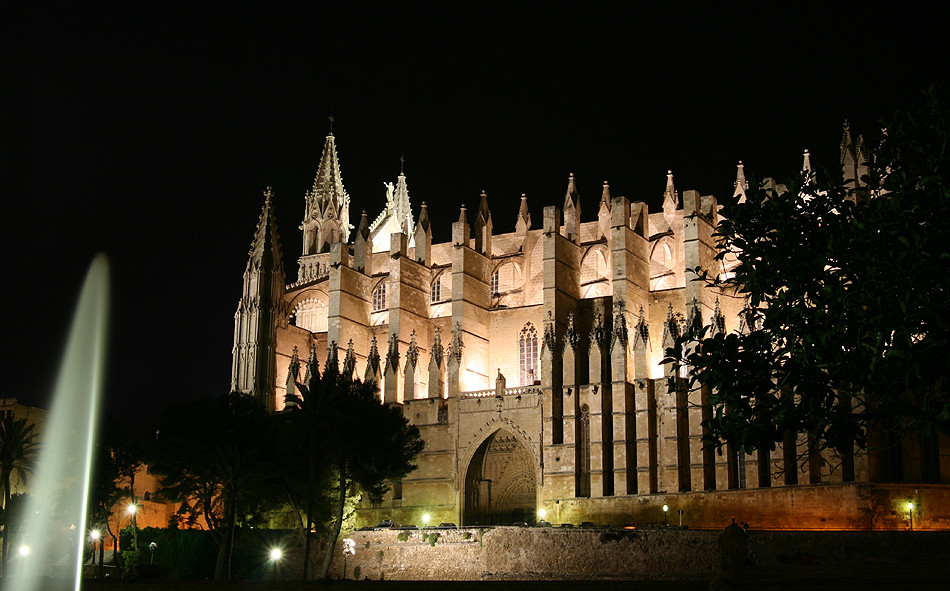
5, 4, 948, 435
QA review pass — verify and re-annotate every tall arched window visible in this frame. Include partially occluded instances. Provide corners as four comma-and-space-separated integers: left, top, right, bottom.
490, 270, 499, 296
372, 282, 387, 312
430, 275, 441, 303
519, 323, 538, 386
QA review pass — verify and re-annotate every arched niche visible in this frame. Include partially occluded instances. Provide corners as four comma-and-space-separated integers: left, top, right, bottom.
462, 428, 538, 525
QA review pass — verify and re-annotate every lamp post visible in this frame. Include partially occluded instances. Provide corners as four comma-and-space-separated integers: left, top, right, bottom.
269, 548, 282, 582
90, 530, 102, 578
422, 514, 431, 529
538, 508, 547, 524
149, 541, 157, 564
662, 504, 669, 526
908, 501, 914, 531
127, 502, 140, 551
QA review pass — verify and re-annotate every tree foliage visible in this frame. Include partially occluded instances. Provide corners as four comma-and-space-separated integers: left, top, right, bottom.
0, 415, 38, 574
667, 89, 950, 464
148, 392, 280, 580
282, 350, 424, 580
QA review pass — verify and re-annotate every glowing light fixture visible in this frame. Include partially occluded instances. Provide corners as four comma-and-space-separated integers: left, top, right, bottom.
18, 545, 30, 557
423, 514, 431, 527
127, 503, 137, 515
662, 504, 669, 513
538, 508, 547, 520
89, 529, 100, 541
269, 548, 282, 562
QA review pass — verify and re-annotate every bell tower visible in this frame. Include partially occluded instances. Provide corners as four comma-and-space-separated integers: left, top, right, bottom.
298, 124, 351, 281
231, 187, 286, 412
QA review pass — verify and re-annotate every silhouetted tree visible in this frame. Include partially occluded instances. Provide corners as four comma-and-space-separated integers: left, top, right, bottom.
0, 415, 38, 574
666, 89, 950, 472
285, 353, 423, 580
149, 393, 279, 580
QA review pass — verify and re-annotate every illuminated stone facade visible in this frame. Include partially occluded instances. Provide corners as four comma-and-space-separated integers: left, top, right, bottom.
232, 130, 950, 530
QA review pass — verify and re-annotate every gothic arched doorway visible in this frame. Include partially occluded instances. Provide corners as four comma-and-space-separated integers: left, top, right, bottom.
463, 429, 537, 525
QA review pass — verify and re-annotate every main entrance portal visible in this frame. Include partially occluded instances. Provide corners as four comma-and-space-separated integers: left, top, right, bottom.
463, 429, 537, 525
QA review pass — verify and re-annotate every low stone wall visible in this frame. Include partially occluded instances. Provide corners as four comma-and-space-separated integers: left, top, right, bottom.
330, 527, 950, 582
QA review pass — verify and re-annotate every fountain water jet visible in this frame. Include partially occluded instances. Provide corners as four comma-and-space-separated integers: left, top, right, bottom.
3, 254, 109, 591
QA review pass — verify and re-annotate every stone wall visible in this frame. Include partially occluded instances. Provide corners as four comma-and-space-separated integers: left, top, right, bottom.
329, 527, 950, 582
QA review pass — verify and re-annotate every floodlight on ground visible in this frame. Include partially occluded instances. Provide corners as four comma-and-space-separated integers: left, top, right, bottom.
538, 508, 547, 520
423, 514, 430, 527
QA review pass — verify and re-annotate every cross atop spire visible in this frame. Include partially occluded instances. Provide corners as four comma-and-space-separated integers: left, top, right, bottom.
328, 114, 334, 135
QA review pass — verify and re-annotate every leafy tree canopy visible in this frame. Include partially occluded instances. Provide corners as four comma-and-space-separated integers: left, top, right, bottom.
667, 89, 949, 462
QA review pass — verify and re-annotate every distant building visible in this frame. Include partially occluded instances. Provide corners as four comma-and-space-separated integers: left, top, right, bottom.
232, 128, 950, 531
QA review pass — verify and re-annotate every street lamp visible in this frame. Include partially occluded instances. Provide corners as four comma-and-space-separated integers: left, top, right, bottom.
90, 530, 102, 578
908, 501, 915, 531
538, 508, 547, 523
269, 547, 282, 581
422, 514, 431, 528
127, 502, 140, 550
662, 504, 669, 525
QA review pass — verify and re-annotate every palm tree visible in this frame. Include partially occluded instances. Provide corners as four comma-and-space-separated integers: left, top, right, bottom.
0, 415, 39, 574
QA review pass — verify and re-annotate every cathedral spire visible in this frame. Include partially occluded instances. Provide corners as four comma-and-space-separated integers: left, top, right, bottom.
370, 160, 415, 252
248, 187, 285, 274
802, 149, 814, 185
414, 202, 433, 266
563, 173, 581, 243
474, 190, 493, 256
353, 210, 371, 273
231, 187, 287, 412
301, 132, 351, 257
662, 170, 678, 229
598, 181, 612, 240
733, 161, 748, 203
515, 193, 531, 234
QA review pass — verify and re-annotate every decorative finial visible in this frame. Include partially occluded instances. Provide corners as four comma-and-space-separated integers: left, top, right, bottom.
400, 155, 405, 174
480, 189, 487, 197
328, 113, 335, 135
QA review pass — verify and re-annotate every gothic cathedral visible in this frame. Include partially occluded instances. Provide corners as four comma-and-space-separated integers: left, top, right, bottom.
232, 128, 949, 530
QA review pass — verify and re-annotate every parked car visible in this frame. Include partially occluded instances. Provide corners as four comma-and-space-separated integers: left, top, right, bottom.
374, 520, 397, 530
436, 522, 458, 529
